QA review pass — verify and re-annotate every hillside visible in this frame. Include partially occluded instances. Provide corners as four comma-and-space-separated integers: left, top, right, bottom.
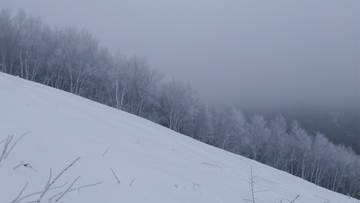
0, 72, 358, 203
241, 105, 360, 155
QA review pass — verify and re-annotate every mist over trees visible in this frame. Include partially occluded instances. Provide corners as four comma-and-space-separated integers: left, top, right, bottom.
1, 8, 359, 199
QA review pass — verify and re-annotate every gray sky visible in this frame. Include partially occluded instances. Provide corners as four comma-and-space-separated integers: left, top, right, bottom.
3, 0, 360, 110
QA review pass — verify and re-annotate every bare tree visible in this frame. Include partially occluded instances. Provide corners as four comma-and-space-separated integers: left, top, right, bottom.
284, 121, 312, 176
124, 56, 163, 117
243, 115, 270, 162
188, 101, 213, 142
54, 26, 99, 95
265, 115, 288, 169
106, 51, 129, 109
211, 105, 246, 152
308, 133, 331, 185
158, 77, 196, 133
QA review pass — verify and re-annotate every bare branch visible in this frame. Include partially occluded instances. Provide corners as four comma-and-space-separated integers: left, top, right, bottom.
13, 162, 24, 170
273, 195, 300, 203
200, 162, 223, 170
5, 131, 31, 159
243, 166, 266, 203
193, 183, 200, 190
290, 195, 299, 203
102, 147, 110, 157
11, 157, 100, 203
72, 182, 101, 192
48, 182, 102, 201
249, 166, 256, 203
0, 138, 7, 145
110, 167, 120, 183
14, 182, 68, 203
55, 176, 81, 202
0, 135, 13, 163
130, 178, 136, 186
45, 168, 52, 189
36, 156, 81, 203
11, 182, 28, 203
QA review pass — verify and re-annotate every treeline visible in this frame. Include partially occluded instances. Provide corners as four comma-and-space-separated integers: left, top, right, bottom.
1, 9, 359, 198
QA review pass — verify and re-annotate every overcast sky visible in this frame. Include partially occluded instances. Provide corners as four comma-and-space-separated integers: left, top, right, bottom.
2, 0, 360, 110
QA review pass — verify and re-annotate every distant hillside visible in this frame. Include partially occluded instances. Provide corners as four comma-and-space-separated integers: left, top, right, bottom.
242, 104, 360, 154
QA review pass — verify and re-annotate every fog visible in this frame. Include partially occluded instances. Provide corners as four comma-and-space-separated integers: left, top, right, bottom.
3, 0, 359, 111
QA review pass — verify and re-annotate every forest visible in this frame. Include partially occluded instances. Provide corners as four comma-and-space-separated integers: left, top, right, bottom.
0, 8, 359, 198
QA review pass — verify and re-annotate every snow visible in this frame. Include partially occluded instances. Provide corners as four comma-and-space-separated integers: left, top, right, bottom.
0, 72, 358, 203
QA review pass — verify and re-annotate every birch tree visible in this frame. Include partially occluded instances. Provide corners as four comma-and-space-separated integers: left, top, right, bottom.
158, 78, 196, 133
123, 56, 163, 118
211, 105, 246, 152
55, 26, 99, 95
188, 102, 213, 142
309, 133, 331, 185
243, 115, 270, 162
285, 121, 312, 176
265, 115, 288, 169
109, 51, 128, 109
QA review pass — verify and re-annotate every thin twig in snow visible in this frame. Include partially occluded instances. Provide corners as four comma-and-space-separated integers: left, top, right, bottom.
130, 178, 136, 186
0, 138, 7, 145
110, 167, 120, 183
14, 182, 67, 203
102, 147, 110, 157
48, 182, 102, 201
0, 135, 13, 163
243, 166, 267, 203
13, 162, 24, 170
200, 162, 223, 170
45, 168, 52, 189
35, 156, 81, 203
11, 182, 28, 203
54, 176, 81, 202
193, 183, 200, 190
290, 195, 300, 203
5, 131, 31, 158
12, 162, 36, 172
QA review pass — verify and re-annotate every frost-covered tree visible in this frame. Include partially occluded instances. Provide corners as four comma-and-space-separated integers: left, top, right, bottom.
157, 78, 196, 133
285, 121, 312, 176
210, 105, 246, 152
81, 46, 113, 104
11, 10, 49, 81
123, 56, 162, 118
54, 26, 99, 95
105, 51, 129, 109
265, 115, 288, 169
309, 133, 331, 185
188, 102, 213, 143
243, 115, 270, 161
326, 145, 358, 194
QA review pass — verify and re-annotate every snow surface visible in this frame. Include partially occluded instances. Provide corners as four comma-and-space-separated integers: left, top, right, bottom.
0, 72, 358, 203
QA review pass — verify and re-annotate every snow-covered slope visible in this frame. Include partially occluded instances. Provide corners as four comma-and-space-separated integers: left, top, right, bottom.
0, 72, 358, 203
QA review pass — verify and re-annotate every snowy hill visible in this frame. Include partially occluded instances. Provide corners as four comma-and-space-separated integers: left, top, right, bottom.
0, 72, 358, 203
